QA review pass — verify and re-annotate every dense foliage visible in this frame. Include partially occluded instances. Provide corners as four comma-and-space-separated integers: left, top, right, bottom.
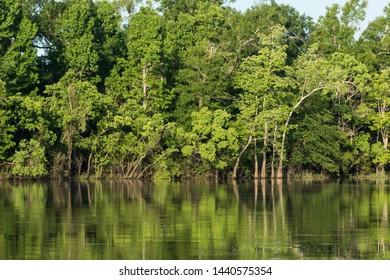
1, 0, 390, 179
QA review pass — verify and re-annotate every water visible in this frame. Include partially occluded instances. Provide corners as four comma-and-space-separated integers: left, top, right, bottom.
0, 179, 389, 260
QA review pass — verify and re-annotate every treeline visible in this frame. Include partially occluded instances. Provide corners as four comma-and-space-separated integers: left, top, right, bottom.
0, 0, 389, 179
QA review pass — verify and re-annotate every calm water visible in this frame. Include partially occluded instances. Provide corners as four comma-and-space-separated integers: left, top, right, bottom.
0, 179, 389, 260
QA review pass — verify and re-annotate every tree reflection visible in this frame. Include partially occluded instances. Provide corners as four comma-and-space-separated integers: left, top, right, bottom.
0, 180, 389, 259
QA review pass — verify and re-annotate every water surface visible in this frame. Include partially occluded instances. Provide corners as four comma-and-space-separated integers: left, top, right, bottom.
0, 179, 389, 260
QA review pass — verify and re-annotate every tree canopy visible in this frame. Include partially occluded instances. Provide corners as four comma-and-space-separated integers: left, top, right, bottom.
1, 0, 389, 179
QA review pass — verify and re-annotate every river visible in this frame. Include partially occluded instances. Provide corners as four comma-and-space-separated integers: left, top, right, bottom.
0, 179, 389, 259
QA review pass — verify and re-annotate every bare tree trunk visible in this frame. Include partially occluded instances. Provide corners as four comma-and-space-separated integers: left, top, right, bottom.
376, 164, 385, 176
129, 155, 145, 178
260, 121, 267, 178
382, 129, 388, 150
125, 162, 132, 177
66, 86, 76, 178
254, 138, 259, 179
66, 139, 73, 177
261, 153, 266, 178
86, 153, 92, 178
75, 156, 83, 177
271, 125, 277, 178
233, 132, 254, 178
277, 128, 286, 178
137, 153, 167, 179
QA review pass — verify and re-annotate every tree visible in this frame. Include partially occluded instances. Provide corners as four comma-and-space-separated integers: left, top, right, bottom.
34, 0, 68, 87
178, 107, 238, 178
163, 1, 233, 127
55, 0, 100, 82
277, 47, 370, 178
311, 0, 367, 55
238, 1, 313, 62
11, 139, 47, 178
0, 0, 38, 94
174, 38, 231, 126
159, 0, 229, 20
90, 101, 167, 178
125, 7, 169, 112
0, 80, 15, 163
276, 46, 329, 178
289, 96, 344, 175
96, 0, 127, 86
357, 3, 390, 70
361, 69, 390, 175
234, 25, 293, 178
45, 71, 110, 176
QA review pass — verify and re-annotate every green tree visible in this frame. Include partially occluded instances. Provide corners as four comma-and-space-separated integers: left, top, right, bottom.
163, 1, 232, 127
276, 46, 329, 178
11, 139, 47, 178
278, 48, 369, 177
289, 96, 344, 175
34, 0, 67, 87
92, 103, 166, 178
234, 25, 293, 178
178, 107, 238, 178
125, 7, 169, 112
364, 69, 390, 174
357, 3, 390, 70
0, 80, 15, 163
96, 0, 127, 84
311, 0, 367, 55
0, 0, 38, 94
45, 71, 110, 176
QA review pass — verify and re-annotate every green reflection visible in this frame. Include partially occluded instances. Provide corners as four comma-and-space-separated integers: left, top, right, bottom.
0, 180, 389, 260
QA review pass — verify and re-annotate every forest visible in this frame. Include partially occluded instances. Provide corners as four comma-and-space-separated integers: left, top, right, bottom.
0, 0, 390, 180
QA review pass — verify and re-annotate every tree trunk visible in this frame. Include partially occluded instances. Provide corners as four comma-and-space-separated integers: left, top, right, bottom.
129, 155, 145, 178
277, 148, 285, 178
261, 152, 266, 178
377, 164, 385, 176
260, 121, 267, 178
232, 133, 254, 178
277, 88, 325, 178
86, 153, 92, 178
271, 125, 277, 178
232, 157, 240, 179
271, 153, 275, 178
137, 153, 167, 179
75, 155, 83, 177
66, 139, 73, 177
254, 138, 259, 179
383, 134, 388, 150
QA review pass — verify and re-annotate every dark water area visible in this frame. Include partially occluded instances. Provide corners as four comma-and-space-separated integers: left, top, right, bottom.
0, 179, 389, 260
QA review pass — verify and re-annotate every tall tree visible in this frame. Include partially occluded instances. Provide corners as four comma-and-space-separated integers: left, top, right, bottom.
56, 0, 100, 82
234, 25, 293, 178
276, 46, 329, 178
310, 0, 367, 55
163, 0, 233, 127
0, 0, 38, 94
45, 72, 109, 176
364, 69, 390, 175
357, 3, 390, 70
125, 7, 169, 112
